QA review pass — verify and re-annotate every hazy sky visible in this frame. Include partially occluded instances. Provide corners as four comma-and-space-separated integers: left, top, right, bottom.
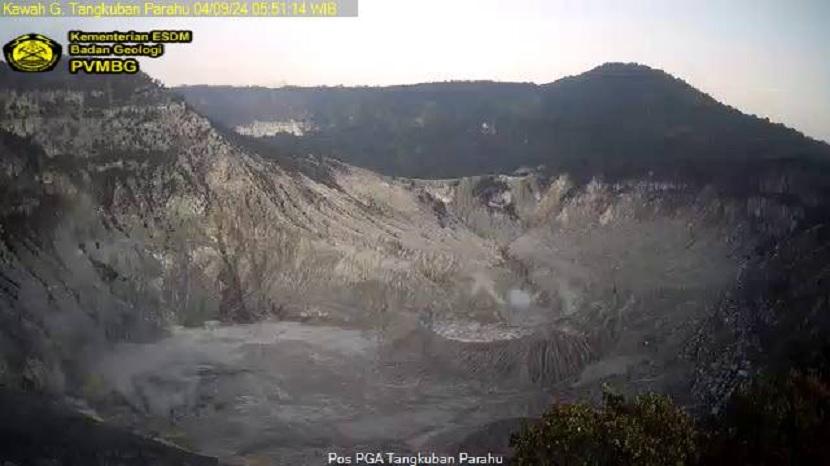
3, 0, 829, 142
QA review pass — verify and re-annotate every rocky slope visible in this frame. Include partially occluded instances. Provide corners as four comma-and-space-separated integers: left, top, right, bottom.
0, 389, 218, 465
1, 63, 830, 463
0, 67, 504, 389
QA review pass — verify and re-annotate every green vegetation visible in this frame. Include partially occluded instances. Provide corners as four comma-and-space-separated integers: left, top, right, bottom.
511, 388, 698, 466
702, 371, 830, 466
178, 63, 830, 189
511, 371, 830, 466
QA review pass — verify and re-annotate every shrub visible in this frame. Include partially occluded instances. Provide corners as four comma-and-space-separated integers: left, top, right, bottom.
702, 371, 830, 466
510, 371, 830, 466
510, 387, 698, 466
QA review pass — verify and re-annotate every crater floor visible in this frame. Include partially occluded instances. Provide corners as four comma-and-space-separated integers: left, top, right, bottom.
90, 321, 554, 465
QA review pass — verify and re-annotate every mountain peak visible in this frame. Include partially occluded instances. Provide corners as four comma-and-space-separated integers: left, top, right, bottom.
586, 62, 662, 75
569, 62, 678, 83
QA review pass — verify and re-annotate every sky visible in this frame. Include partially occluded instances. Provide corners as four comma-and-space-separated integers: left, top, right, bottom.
2, 0, 829, 142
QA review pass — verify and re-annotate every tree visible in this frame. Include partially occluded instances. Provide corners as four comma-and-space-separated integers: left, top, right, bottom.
702, 371, 830, 466
510, 371, 830, 466
510, 387, 698, 466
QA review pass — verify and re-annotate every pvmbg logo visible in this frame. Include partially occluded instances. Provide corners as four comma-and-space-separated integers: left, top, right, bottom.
3, 34, 62, 72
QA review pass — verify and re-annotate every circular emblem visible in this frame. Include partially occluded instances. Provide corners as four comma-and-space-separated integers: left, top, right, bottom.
3, 34, 62, 73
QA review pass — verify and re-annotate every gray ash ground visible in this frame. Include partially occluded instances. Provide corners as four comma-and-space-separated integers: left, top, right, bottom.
88, 321, 553, 465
